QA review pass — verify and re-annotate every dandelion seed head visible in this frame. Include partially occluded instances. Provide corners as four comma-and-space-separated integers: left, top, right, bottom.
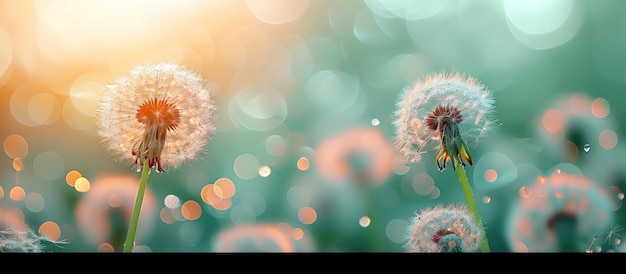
0, 227, 68, 253
314, 127, 399, 185
393, 72, 497, 166
96, 63, 217, 172
506, 172, 614, 252
211, 223, 316, 252
404, 204, 484, 253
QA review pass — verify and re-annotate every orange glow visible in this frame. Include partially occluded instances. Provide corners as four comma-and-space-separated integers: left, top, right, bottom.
201, 184, 222, 205
9, 186, 25, 201
292, 228, 304, 240
65, 170, 82, 187
12, 157, 23, 172
599, 129, 617, 149
214, 178, 236, 198
38, 221, 61, 241
542, 109, 564, 133
181, 200, 202, 221
97, 243, 115, 252
3, 134, 28, 159
0, 186, 4, 199
591, 98, 610, 118
298, 206, 317, 225
211, 198, 232, 211
297, 156, 310, 171
484, 169, 497, 183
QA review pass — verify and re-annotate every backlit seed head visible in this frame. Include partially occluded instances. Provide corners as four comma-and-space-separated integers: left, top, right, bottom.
404, 204, 484, 253
393, 72, 498, 170
96, 63, 217, 173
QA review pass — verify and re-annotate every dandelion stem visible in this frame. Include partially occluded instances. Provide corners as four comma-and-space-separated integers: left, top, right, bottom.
123, 160, 150, 252
453, 157, 491, 253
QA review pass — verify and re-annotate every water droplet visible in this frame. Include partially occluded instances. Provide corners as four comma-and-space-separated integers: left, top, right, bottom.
482, 196, 491, 204
371, 118, 380, 126
583, 144, 591, 152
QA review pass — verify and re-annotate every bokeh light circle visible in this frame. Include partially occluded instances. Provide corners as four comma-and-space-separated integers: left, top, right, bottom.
247, 0, 310, 24
472, 152, 518, 193
4, 134, 28, 159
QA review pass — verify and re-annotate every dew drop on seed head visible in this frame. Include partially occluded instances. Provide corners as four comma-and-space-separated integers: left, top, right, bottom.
583, 144, 591, 153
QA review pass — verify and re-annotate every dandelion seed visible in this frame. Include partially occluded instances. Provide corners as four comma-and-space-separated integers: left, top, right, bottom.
604, 224, 623, 245
96, 63, 217, 173
586, 235, 597, 253
393, 72, 497, 170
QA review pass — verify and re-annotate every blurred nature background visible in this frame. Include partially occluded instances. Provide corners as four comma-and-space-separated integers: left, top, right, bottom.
0, 0, 625, 252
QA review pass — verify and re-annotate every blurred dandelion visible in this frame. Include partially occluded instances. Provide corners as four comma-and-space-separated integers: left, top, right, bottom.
506, 171, 614, 252
536, 93, 616, 164
96, 62, 217, 252
211, 223, 315, 252
393, 72, 497, 252
314, 126, 401, 251
75, 174, 156, 251
404, 204, 484, 253
314, 126, 400, 187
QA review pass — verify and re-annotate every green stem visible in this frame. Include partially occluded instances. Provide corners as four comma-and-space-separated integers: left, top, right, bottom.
123, 160, 150, 252
454, 158, 491, 253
